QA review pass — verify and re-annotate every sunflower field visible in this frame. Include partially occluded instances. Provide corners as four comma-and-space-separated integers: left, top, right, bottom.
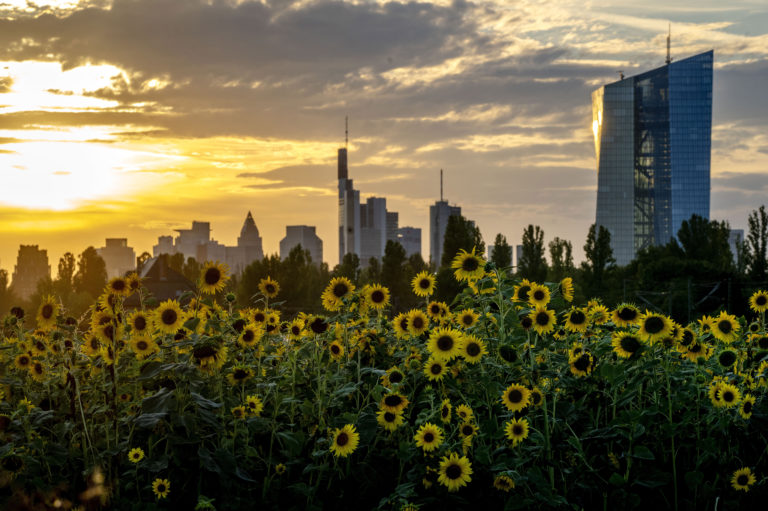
1, 250, 767, 510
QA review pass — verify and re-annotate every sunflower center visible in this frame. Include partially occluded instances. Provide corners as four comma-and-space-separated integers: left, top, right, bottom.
446, 464, 462, 480
430, 363, 442, 375
719, 351, 737, 367
331, 344, 340, 354
722, 390, 735, 403
757, 295, 767, 306
521, 317, 533, 329
689, 343, 702, 354
618, 307, 636, 321
157, 483, 166, 492
441, 406, 449, 418
462, 257, 479, 272
111, 279, 126, 291
41, 304, 54, 319
681, 330, 694, 345
518, 286, 530, 301
759, 337, 768, 350
193, 346, 216, 359
266, 284, 276, 294
291, 326, 301, 335
136, 340, 149, 351
466, 342, 481, 357
369, 290, 385, 303
508, 389, 522, 403
384, 395, 403, 407
718, 320, 732, 334
333, 283, 349, 298
570, 311, 586, 324
161, 309, 178, 325
620, 336, 641, 353
513, 424, 524, 435
389, 371, 403, 384
574, 354, 591, 371
531, 392, 542, 405
254, 312, 266, 322
430, 305, 440, 314
399, 318, 409, 330
134, 316, 147, 330
419, 278, 431, 289
462, 425, 473, 436
234, 369, 248, 379
437, 335, 454, 351
462, 315, 474, 326
533, 290, 545, 301
644, 316, 665, 334
535, 311, 550, 326
737, 474, 748, 485
744, 401, 753, 413
412, 317, 424, 329
423, 432, 434, 443
204, 268, 221, 285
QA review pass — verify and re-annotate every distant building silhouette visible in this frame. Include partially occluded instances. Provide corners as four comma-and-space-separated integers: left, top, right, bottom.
338, 146, 360, 264
593, 50, 713, 265
96, 238, 136, 278
152, 212, 264, 274
280, 226, 323, 265
11, 245, 50, 300
430, 200, 461, 265
397, 227, 422, 257
124, 256, 194, 307
729, 229, 744, 265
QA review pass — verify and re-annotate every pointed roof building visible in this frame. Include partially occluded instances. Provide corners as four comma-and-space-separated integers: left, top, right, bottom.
237, 211, 264, 260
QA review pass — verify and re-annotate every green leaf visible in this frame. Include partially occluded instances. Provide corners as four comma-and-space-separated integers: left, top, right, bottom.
609, 472, 626, 486
632, 445, 655, 460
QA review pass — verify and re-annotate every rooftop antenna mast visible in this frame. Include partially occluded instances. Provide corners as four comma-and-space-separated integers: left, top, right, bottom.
440, 169, 443, 202
665, 23, 672, 65
345, 116, 348, 149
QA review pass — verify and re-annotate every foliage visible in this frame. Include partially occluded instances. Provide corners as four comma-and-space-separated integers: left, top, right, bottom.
746, 205, 768, 282
518, 225, 548, 282
73, 247, 108, 299
490, 233, 512, 270
441, 215, 485, 268
548, 237, 574, 282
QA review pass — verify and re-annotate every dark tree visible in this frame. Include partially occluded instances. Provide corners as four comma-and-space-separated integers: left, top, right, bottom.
73, 247, 108, 298
518, 225, 548, 282
746, 205, 768, 281
381, 241, 409, 311
136, 251, 152, 273
441, 215, 484, 268
677, 214, 733, 272
334, 253, 361, 283
54, 252, 76, 297
581, 224, 615, 295
548, 237, 574, 281
182, 257, 202, 283
490, 233, 512, 269
363, 257, 382, 284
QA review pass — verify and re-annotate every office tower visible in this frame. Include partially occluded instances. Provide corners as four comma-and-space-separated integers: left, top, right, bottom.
397, 227, 422, 258
97, 238, 136, 278
386, 212, 399, 244
360, 197, 387, 264
280, 225, 323, 265
430, 200, 461, 265
11, 245, 50, 300
338, 146, 360, 264
592, 50, 713, 265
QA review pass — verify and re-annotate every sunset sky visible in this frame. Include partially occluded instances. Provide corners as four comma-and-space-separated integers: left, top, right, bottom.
2, 0, 768, 275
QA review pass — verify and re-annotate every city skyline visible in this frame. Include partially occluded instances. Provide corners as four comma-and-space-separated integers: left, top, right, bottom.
2, 1, 768, 273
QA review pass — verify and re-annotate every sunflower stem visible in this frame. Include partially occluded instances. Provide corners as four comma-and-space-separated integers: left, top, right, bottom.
664, 354, 679, 511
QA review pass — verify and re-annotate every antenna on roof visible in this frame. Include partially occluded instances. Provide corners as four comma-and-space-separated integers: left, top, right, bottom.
440, 169, 444, 202
617, 70, 625, 80
665, 23, 672, 65
345, 116, 348, 149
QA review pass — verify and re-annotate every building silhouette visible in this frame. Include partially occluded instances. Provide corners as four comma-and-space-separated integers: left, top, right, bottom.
280, 226, 323, 265
96, 238, 136, 278
430, 200, 461, 265
338, 146, 360, 264
152, 212, 264, 274
592, 50, 713, 265
397, 227, 422, 258
11, 245, 50, 300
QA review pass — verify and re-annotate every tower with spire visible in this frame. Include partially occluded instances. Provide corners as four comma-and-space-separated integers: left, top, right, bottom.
338, 117, 361, 264
237, 211, 264, 264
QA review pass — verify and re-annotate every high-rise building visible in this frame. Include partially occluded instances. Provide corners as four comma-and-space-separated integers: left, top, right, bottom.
97, 238, 136, 278
430, 200, 461, 265
11, 245, 50, 300
360, 197, 387, 264
592, 50, 713, 265
397, 227, 421, 257
338, 147, 361, 264
280, 225, 323, 265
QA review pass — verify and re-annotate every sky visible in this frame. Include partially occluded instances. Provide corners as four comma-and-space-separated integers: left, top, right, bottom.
2, 0, 768, 276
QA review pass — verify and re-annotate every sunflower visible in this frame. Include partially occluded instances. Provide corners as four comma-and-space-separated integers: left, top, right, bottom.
324, 277, 355, 306
501, 383, 531, 412
237, 323, 262, 348
749, 321, 761, 334
739, 394, 756, 419
245, 395, 263, 416
128, 311, 151, 337
412, 271, 436, 297
381, 366, 405, 387
569, 351, 596, 377
451, 247, 486, 282
152, 478, 171, 499
440, 399, 452, 423
459, 421, 478, 441
527, 283, 550, 307
493, 475, 515, 492
198, 261, 229, 295
414, 423, 444, 452
365, 284, 390, 310
377, 409, 405, 432
680, 327, 697, 348
455, 309, 479, 329
530, 387, 544, 407
330, 424, 359, 457
564, 307, 589, 333
512, 280, 532, 303
393, 313, 410, 339
308, 316, 329, 334
611, 332, 644, 359
231, 405, 247, 419
460, 334, 487, 364
751, 333, 768, 351
227, 366, 254, 386
717, 349, 738, 369
714, 383, 741, 408
437, 452, 472, 492
590, 304, 610, 325
749, 290, 768, 313
191, 343, 228, 373
154, 300, 185, 335
455, 404, 474, 422
504, 417, 530, 446
14, 353, 32, 371
36, 295, 59, 331
683, 342, 709, 363
130, 337, 159, 360
427, 327, 463, 361
426, 301, 448, 322
286, 318, 304, 340
638, 311, 673, 343
529, 306, 556, 335
407, 309, 430, 336
711, 311, 740, 344
128, 447, 145, 464
126, 272, 142, 294
380, 392, 409, 414
258, 276, 280, 298
612, 303, 640, 327
29, 361, 46, 382
328, 340, 344, 361
424, 357, 448, 381
698, 315, 715, 333
731, 467, 756, 492
559, 277, 574, 302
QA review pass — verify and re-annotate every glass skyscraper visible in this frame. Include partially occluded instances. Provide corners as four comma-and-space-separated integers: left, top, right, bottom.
592, 50, 713, 265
